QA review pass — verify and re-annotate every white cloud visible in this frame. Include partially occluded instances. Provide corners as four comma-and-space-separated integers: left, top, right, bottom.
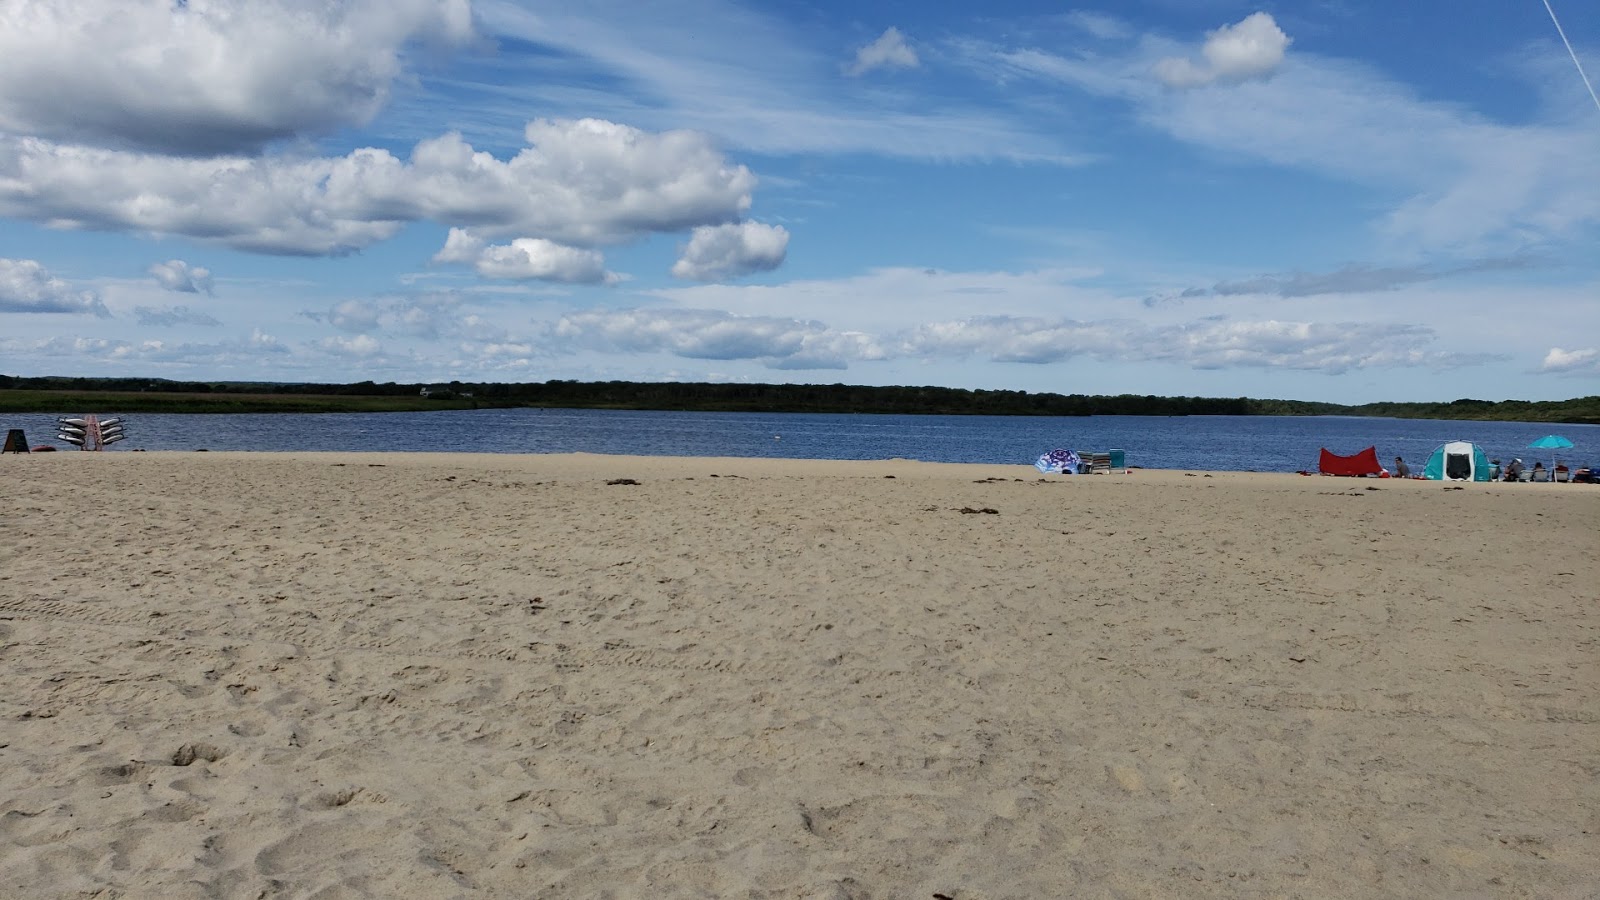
471, 1, 1069, 162
325, 293, 474, 339
652, 266, 1113, 336
0, 0, 472, 155
320, 334, 383, 357
329, 299, 385, 334
475, 238, 617, 284
0, 332, 289, 372
554, 307, 884, 369
1154, 12, 1291, 89
897, 316, 1126, 364
431, 229, 487, 265
671, 221, 789, 282
1540, 347, 1599, 374
0, 257, 108, 315
1064, 11, 1132, 41
540, 296, 1485, 376
147, 259, 213, 294
248, 329, 284, 351
897, 315, 1490, 374
1155, 320, 1484, 374
981, 19, 1600, 254
846, 27, 919, 77
0, 120, 758, 256
133, 305, 221, 327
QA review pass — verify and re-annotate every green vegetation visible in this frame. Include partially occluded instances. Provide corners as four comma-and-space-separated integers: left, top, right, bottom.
1, 375, 1596, 423
0, 389, 482, 414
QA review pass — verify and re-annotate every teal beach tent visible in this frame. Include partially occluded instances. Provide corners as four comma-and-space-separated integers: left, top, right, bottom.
1422, 441, 1491, 481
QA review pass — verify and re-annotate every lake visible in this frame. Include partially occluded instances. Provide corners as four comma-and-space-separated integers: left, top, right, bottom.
4, 408, 1595, 473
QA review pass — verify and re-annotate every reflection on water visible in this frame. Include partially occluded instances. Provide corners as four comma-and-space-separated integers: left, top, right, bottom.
3, 407, 1593, 473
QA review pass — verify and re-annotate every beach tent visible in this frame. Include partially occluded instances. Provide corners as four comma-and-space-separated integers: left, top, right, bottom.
1422, 441, 1491, 482
1318, 446, 1383, 476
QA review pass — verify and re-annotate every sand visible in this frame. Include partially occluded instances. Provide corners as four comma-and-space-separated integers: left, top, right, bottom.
1, 451, 1596, 899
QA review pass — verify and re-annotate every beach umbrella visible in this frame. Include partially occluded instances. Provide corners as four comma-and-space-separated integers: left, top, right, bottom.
1035, 448, 1080, 474
1528, 434, 1574, 477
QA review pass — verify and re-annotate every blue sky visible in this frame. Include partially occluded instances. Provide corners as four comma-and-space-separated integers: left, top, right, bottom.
1, 0, 1597, 403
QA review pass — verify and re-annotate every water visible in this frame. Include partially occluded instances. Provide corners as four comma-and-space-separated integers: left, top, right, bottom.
5, 408, 1595, 473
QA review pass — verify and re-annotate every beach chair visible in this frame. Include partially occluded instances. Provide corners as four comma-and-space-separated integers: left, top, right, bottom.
1109, 449, 1126, 473
1078, 451, 1111, 474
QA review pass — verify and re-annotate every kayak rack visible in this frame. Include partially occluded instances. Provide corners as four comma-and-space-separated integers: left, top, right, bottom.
56, 414, 127, 451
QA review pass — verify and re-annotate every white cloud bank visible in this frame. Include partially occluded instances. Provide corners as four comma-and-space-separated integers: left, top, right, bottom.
0, 0, 472, 155
0, 257, 108, 316
0, 119, 760, 261
555, 308, 884, 370
547, 305, 1483, 375
846, 27, 919, 77
1154, 12, 1291, 89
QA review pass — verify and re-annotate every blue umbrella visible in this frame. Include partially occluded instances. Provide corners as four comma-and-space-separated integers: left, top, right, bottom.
1035, 448, 1080, 474
1528, 434, 1574, 479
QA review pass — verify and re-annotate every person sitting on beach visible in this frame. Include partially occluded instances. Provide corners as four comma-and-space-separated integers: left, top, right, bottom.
1532, 461, 1548, 482
1506, 459, 1524, 481
1393, 457, 1409, 478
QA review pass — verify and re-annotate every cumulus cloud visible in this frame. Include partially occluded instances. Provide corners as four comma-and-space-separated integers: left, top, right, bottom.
435, 230, 618, 284
1540, 347, 1599, 374
671, 222, 789, 282
0, 257, 108, 315
320, 334, 383, 357
898, 316, 1126, 364
329, 299, 385, 334
148, 259, 214, 294
133, 305, 222, 327
324, 293, 474, 339
0, 0, 471, 156
845, 27, 919, 77
555, 308, 884, 369
1154, 12, 1291, 89
0, 119, 758, 256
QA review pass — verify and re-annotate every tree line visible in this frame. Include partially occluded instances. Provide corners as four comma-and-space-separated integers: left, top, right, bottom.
1, 374, 1595, 423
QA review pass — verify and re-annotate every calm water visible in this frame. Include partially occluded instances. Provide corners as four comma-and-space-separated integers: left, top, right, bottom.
5, 408, 1595, 473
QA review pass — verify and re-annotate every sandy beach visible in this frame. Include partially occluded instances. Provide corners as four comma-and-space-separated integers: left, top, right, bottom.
1, 451, 1596, 899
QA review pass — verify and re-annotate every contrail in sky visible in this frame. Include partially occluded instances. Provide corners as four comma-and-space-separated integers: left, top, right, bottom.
1542, 0, 1600, 114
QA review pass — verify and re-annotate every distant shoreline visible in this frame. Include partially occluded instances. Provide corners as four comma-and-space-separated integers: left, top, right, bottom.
2, 382, 1596, 424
